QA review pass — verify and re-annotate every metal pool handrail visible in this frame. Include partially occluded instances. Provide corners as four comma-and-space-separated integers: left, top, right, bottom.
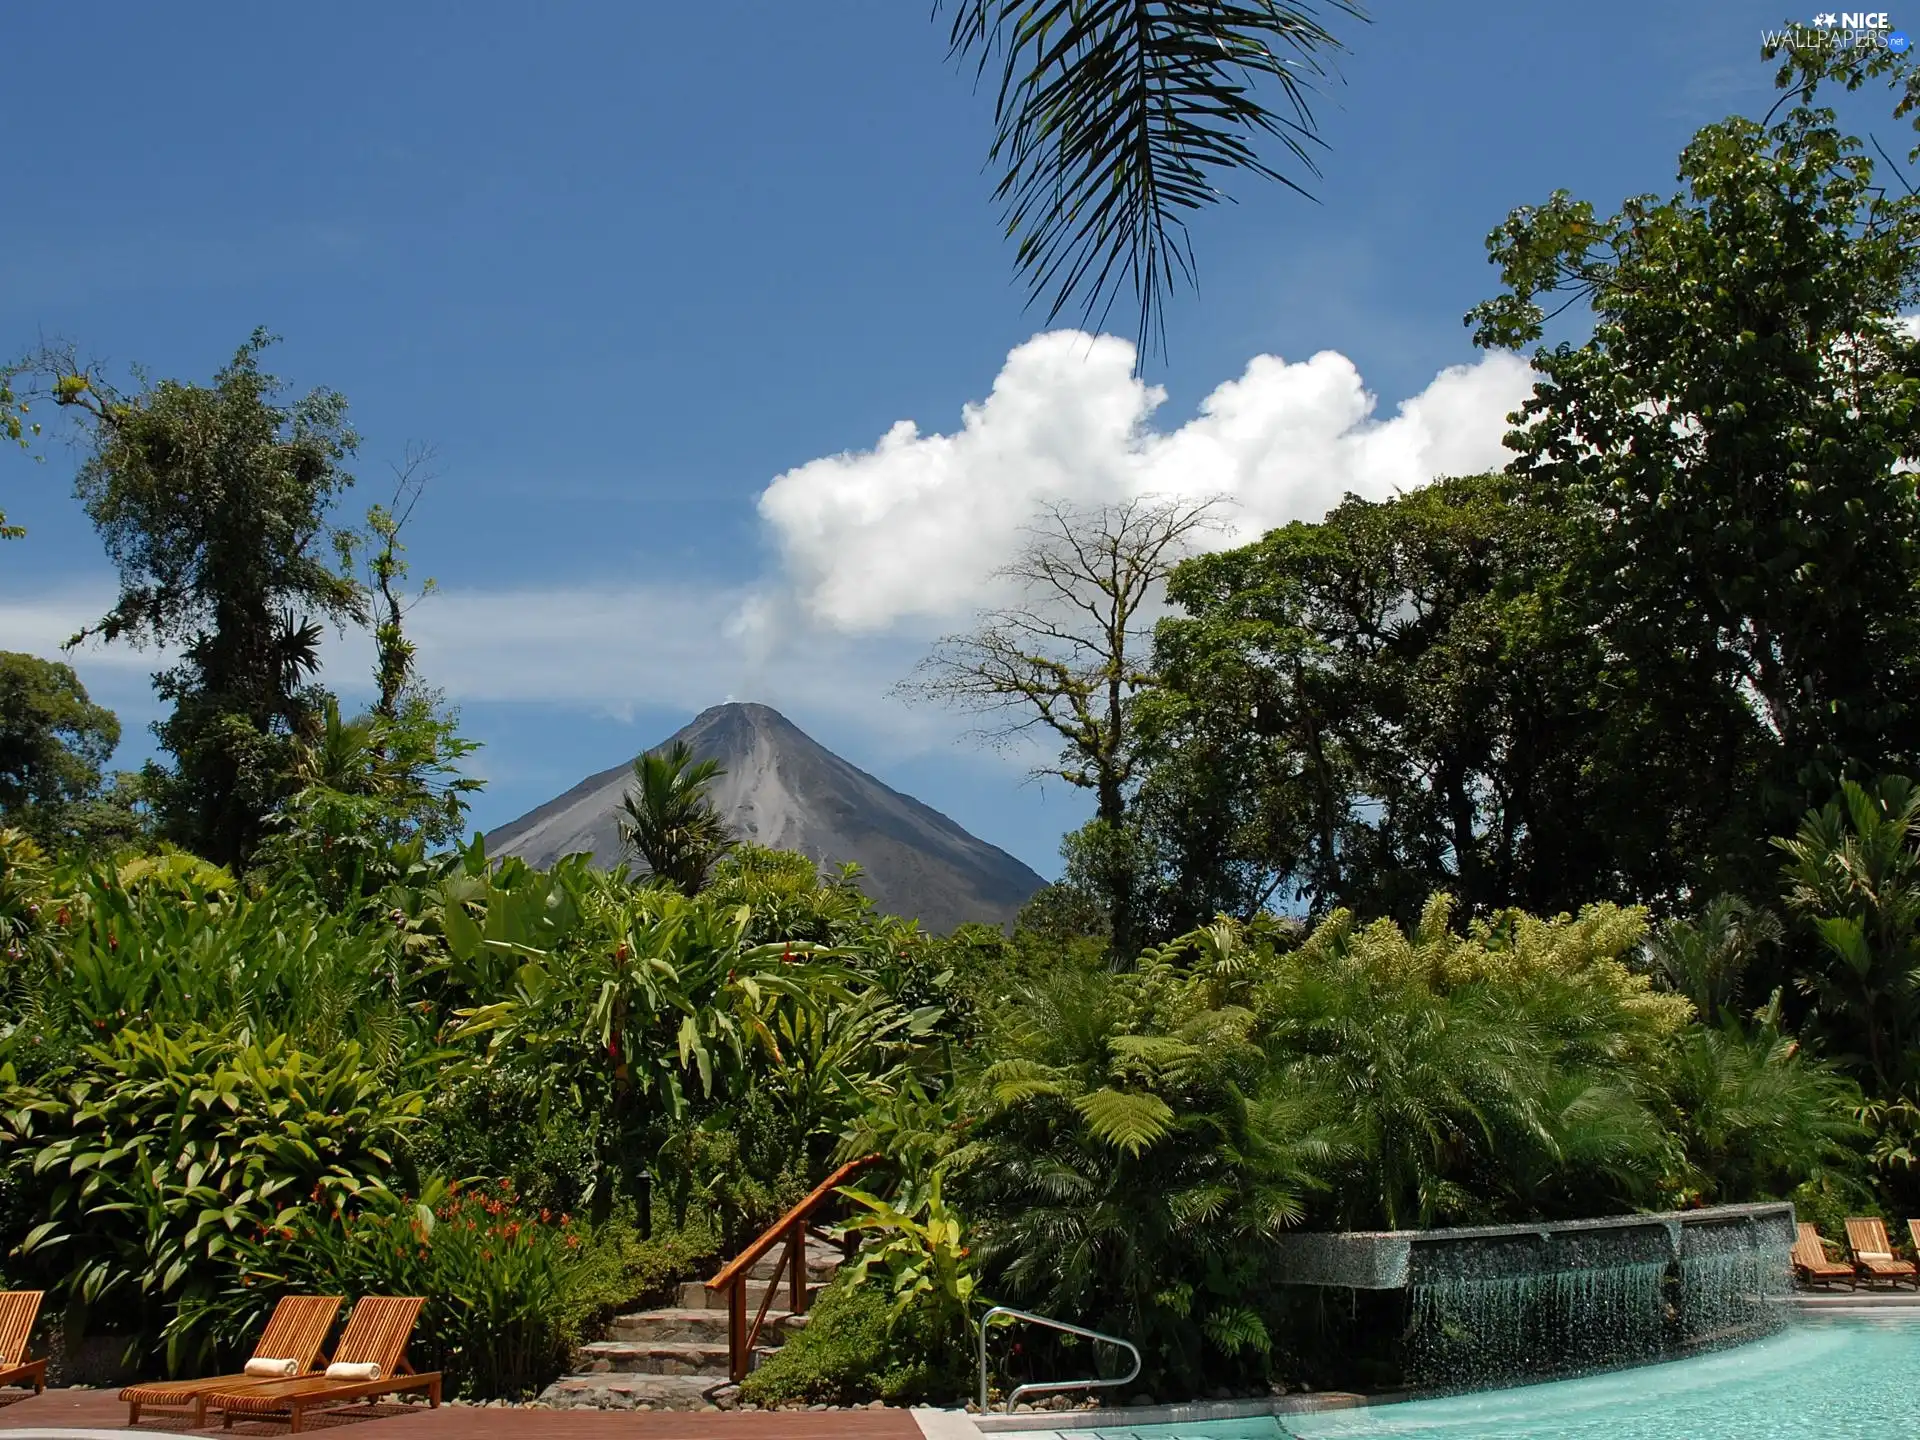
976, 1305, 1142, 1413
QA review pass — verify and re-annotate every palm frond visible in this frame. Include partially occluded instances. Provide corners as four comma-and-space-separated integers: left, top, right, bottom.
942, 0, 1363, 361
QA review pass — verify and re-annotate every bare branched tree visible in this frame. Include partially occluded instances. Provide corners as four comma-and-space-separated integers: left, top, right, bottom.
900, 495, 1225, 954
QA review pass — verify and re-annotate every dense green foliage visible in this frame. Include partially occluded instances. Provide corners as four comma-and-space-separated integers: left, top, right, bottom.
0, 831, 971, 1392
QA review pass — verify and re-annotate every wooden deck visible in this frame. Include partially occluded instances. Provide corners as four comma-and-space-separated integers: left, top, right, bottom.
0, 1387, 931, 1437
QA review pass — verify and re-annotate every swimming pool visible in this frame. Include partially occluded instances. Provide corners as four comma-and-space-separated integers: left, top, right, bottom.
1015, 1313, 1920, 1440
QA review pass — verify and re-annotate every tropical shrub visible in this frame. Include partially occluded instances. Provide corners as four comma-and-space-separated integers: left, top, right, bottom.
9, 860, 429, 1075
0, 1027, 421, 1365
952, 945, 1336, 1393
841, 1171, 975, 1359
738, 1276, 967, 1407
1777, 776, 1920, 1098
406, 1067, 604, 1215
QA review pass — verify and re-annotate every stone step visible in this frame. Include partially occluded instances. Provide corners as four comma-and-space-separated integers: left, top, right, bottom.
574, 1338, 734, 1376
746, 1244, 847, 1283
680, 1274, 844, 1311
538, 1372, 722, 1412
607, 1308, 804, 1345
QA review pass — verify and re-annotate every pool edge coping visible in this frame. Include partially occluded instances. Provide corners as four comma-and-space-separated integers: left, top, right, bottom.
972, 1390, 1388, 1432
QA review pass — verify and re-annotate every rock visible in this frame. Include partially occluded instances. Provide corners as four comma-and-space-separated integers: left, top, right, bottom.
868, 1399, 887, 1409
1128, 1393, 1156, 1407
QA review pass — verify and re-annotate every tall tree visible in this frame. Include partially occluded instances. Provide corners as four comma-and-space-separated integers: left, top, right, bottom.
904, 496, 1219, 958
618, 740, 736, 896
1143, 475, 1728, 928
0, 652, 120, 842
943, 0, 1363, 360
37, 330, 363, 865
1468, 87, 1920, 882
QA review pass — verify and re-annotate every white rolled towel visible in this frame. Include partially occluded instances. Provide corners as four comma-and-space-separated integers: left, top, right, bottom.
325, 1362, 383, 1382
243, 1357, 299, 1379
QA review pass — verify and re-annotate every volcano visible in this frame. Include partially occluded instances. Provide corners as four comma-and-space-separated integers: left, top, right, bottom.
483, 702, 1046, 932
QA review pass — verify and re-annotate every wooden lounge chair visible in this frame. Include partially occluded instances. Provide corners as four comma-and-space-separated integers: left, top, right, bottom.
209, 1296, 440, 1433
1792, 1223, 1856, 1290
121, 1294, 342, 1426
1845, 1217, 1919, 1289
0, 1291, 46, 1395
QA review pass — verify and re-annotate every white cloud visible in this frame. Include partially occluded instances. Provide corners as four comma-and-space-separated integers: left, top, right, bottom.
757, 331, 1533, 633
5, 333, 1533, 776
0, 585, 152, 671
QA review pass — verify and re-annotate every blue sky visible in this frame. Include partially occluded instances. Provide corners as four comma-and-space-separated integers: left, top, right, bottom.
0, 2, 1851, 876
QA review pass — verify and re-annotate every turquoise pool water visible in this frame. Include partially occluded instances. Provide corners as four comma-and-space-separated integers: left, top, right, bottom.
1024, 1314, 1920, 1440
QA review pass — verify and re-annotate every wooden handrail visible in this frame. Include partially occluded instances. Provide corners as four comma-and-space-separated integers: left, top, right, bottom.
704, 1153, 882, 1382
704, 1154, 881, 1294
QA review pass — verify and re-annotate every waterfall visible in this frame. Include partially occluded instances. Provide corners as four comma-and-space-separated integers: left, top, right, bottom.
1270, 1203, 1800, 1393
1407, 1259, 1669, 1385
1677, 1220, 1789, 1347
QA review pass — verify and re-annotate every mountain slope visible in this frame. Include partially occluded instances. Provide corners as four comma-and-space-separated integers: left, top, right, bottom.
483, 703, 1045, 932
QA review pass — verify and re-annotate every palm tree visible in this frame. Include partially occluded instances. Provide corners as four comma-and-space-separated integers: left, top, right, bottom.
1776, 775, 1920, 1097
618, 740, 736, 896
1644, 894, 1783, 1022
944, 1, 1364, 360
